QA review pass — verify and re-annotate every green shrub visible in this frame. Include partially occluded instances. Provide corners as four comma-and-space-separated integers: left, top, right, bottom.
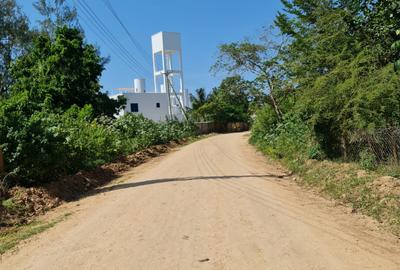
251, 111, 323, 161
0, 93, 194, 186
0, 103, 123, 184
2, 199, 18, 210
307, 143, 325, 160
249, 105, 278, 146
0, 95, 69, 184
359, 149, 377, 170
59, 105, 123, 171
113, 113, 195, 153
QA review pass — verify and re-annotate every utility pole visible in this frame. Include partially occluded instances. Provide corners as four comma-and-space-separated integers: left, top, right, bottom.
164, 71, 173, 120
166, 74, 188, 121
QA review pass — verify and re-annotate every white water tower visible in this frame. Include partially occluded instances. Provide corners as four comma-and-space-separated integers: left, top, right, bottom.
151, 32, 186, 113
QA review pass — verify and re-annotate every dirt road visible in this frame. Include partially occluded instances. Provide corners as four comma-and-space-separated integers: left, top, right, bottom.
1, 133, 400, 269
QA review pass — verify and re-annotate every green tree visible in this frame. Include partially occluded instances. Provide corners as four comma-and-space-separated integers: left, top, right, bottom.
0, 0, 32, 95
190, 88, 208, 110
34, 0, 78, 37
10, 26, 124, 117
195, 76, 252, 124
356, 0, 400, 67
212, 34, 287, 121
274, 0, 400, 156
395, 29, 400, 71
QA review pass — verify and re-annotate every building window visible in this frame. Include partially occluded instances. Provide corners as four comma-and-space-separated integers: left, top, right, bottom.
130, 103, 139, 112
156, 102, 160, 108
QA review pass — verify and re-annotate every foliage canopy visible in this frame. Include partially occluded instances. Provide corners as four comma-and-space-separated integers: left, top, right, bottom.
10, 26, 124, 117
0, 0, 32, 95
212, 0, 400, 161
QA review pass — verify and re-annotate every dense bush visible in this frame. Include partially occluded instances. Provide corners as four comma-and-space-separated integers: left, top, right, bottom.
10, 27, 125, 117
112, 114, 195, 153
190, 76, 254, 124
250, 105, 279, 145
58, 106, 123, 171
273, 1, 400, 159
0, 103, 120, 184
251, 112, 324, 161
0, 105, 194, 185
0, 103, 69, 184
359, 150, 377, 171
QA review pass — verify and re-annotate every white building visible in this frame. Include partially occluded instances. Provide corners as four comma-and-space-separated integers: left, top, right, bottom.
112, 32, 190, 122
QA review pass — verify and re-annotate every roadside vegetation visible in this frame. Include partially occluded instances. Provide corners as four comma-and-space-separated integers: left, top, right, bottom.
0, 212, 72, 254
213, 1, 400, 234
0, 0, 195, 230
189, 76, 262, 126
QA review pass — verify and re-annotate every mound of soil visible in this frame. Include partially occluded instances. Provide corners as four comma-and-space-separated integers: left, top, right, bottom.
371, 176, 400, 197
0, 187, 59, 227
0, 140, 185, 229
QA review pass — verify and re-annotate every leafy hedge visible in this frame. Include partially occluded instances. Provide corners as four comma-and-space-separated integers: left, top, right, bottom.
250, 107, 324, 163
0, 103, 195, 186
111, 113, 194, 152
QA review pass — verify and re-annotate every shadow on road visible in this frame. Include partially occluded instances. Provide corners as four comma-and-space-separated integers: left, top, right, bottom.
92, 173, 292, 195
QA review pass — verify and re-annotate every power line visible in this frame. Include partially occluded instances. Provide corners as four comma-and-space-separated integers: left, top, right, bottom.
76, 0, 142, 75
78, 0, 150, 76
102, 0, 152, 67
77, 13, 139, 75
73, 0, 140, 75
75, 0, 152, 77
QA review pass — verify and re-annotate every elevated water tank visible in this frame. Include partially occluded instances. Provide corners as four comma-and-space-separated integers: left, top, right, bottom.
134, 78, 146, 93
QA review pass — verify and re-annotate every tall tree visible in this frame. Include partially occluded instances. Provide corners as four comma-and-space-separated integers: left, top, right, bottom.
394, 29, 400, 71
384, 1, 400, 71
190, 88, 208, 110
274, 0, 400, 156
10, 26, 124, 117
195, 76, 252, 124
34, 0, 78, 37
0, 0, 32, 95
212, 34, 287, 121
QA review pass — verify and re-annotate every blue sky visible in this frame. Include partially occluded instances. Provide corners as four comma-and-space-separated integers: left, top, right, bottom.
19, 0, 283, 95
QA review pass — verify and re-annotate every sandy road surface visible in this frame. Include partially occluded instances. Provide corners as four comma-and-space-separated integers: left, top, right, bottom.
1, 133, 400, 270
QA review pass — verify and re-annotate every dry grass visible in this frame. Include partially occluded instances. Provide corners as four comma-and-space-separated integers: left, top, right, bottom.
284, 158, 400, 236
0, 212, 72, 255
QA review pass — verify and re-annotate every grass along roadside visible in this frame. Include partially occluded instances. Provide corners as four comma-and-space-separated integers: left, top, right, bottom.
249, 114, 400, 236
0, 212, 72, 255
281, 157, 400, 236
